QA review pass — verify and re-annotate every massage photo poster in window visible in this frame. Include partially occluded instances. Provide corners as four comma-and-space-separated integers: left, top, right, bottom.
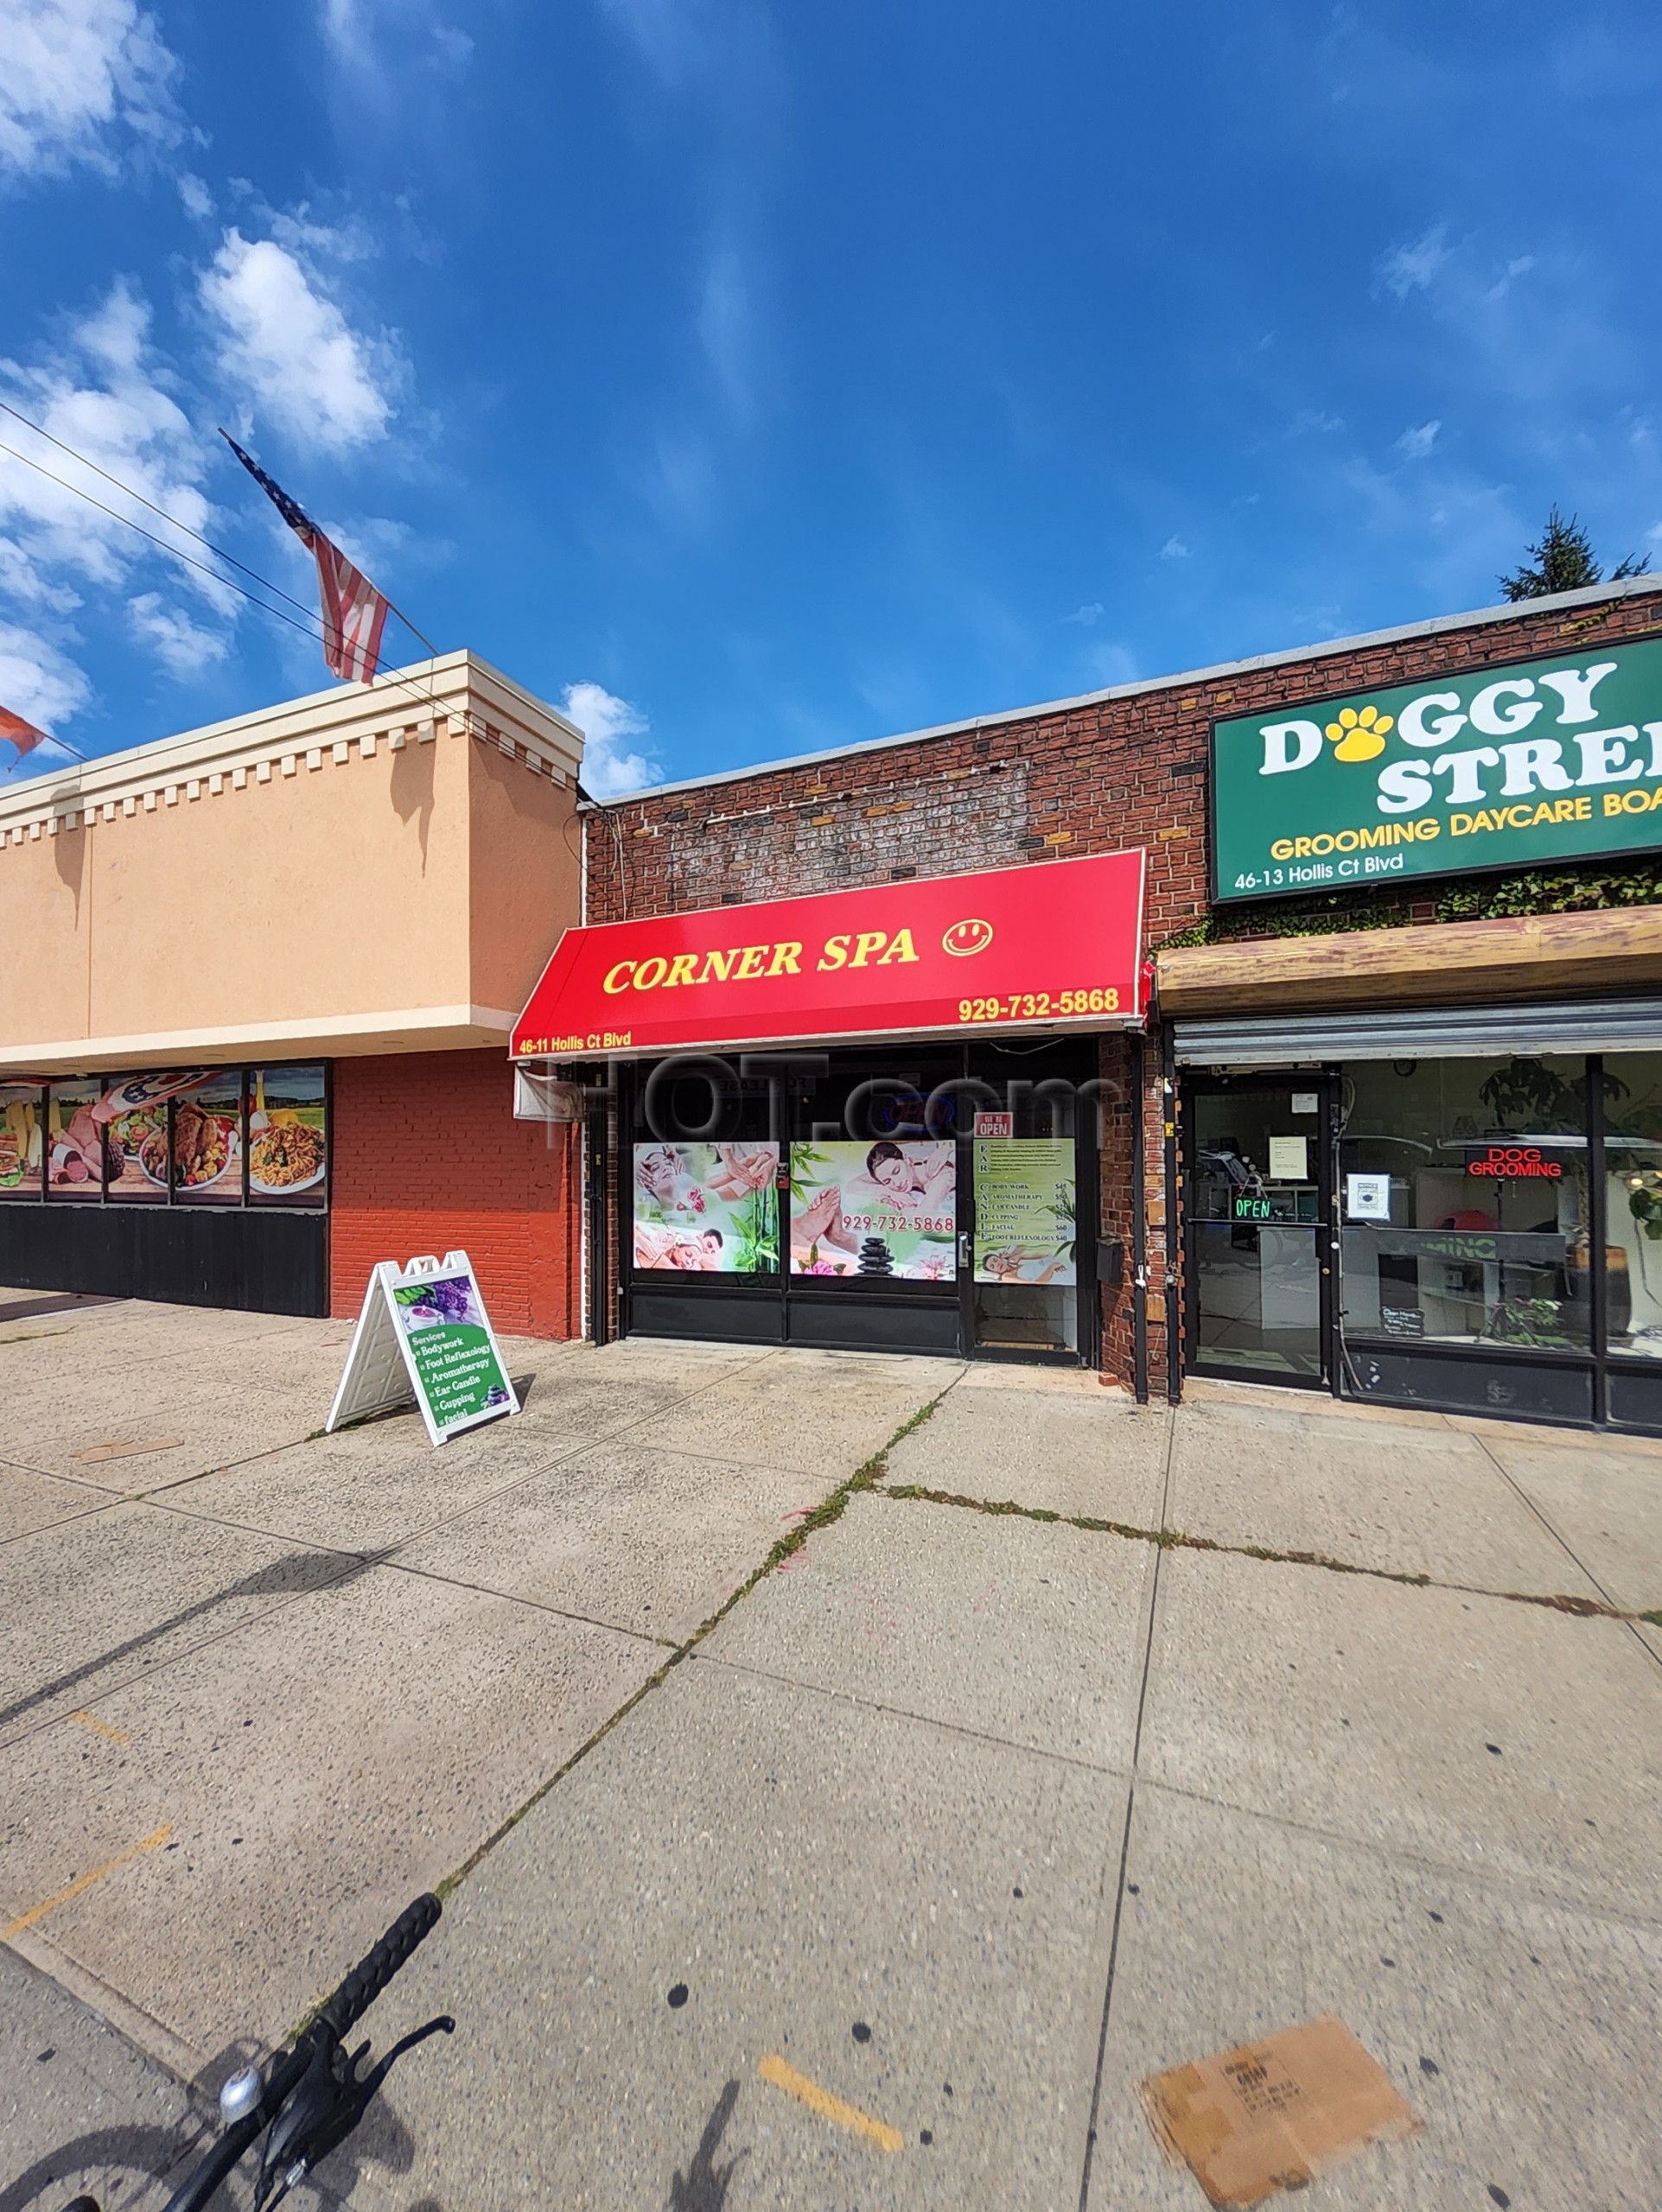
632, 1142, 781, 1274
789, 1140, 957, 1279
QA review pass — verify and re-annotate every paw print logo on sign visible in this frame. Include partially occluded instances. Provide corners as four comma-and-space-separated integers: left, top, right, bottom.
1326, 703, 1393, 762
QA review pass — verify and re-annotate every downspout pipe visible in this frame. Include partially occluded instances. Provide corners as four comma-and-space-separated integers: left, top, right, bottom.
1130, 1028, 1149, 1404
1162, 1000, 1181, 1405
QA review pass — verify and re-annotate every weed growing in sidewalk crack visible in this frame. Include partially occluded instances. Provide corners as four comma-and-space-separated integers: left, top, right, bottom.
880, 1483, 1649, 1622
429, 1382, 957, 1911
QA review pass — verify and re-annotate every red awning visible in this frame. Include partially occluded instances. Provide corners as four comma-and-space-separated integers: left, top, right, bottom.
512, 849, 1146, 1058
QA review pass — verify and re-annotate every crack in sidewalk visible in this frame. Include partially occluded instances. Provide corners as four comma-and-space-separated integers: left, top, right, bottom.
428, 1383, 958, 1910
875, 1480, 1662, 1626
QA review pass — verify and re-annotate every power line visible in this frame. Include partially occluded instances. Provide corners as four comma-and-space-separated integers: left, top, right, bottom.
0, 438, 332, 645
0, 428, 481, 749
0, 397, 334, 635
0, 401, 602, 799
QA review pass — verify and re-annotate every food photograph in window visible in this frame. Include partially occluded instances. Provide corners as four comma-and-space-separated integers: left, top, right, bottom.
171, 1071, 245, 1204
46, 1081, 102, 1197
0, 1084, 44, 1197
101, 1071, 206, 1200
248, 1066, 328, 1206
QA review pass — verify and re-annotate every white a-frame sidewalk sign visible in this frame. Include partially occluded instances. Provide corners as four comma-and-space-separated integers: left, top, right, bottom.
327, 1250, 521, 1447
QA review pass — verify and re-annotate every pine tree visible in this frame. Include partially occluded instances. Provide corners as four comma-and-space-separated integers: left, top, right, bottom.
1499, 505, 1650, 601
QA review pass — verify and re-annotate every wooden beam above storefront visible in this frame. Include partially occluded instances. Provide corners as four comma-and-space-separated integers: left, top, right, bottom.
1155, 905, 1662, 1016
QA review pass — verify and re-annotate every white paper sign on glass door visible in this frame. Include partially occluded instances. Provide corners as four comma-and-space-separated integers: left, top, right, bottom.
632, 1143, 780, 1273
789, 1141, 956, 1278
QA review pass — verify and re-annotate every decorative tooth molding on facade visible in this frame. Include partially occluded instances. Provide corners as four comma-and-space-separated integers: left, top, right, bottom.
0, 651, 584, 854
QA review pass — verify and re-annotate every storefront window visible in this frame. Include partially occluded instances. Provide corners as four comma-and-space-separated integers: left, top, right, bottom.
0, 1084, 45, 1197
788, 1140, 956, 1279
248, 1065, 328, 1208
46, 1081, 102, 1198
171, 1071, 245, 1204
1339, 1056, 1591, 1352
0, 1064, 328, 1209
103, 1074, 181, 1201
631, 1142, 780, 1273
1600, 1054, 1662, 1359
972, 1134, 1078, 1352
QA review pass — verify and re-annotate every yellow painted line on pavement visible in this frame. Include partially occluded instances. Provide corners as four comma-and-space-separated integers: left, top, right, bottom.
68, 1710, 130, 1744
0, 1824, 174, 1944
757, 2053, 904, 2153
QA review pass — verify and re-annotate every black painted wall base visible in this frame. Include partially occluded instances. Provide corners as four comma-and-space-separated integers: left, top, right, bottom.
0, 1205, 328, 1317
1343, 1340, 1595, 1427
627, 1281, 962, 1357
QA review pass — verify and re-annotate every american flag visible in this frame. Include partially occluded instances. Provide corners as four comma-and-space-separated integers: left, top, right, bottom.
221, 433, 392, 685
0, 706, 48, 759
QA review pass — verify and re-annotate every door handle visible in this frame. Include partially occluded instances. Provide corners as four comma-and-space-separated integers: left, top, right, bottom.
958, 1231, 971, 1270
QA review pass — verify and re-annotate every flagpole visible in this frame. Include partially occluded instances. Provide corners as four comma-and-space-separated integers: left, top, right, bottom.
380, 601, 442, 659
217, 428, 441, 667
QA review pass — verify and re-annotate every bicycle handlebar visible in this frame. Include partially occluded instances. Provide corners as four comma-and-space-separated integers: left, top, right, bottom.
156, 1893, 443, 2212
315, 1891, 442, 2040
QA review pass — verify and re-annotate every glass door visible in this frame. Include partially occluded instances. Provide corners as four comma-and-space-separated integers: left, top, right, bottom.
1186, 1075, 1330, 1385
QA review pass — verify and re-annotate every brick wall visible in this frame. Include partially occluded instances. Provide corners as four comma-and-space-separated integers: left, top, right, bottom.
329, 1048, 579, 1340
585, 586, 1662, 1391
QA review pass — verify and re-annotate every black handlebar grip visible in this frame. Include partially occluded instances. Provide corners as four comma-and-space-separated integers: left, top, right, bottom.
317, 1893, 442, 2038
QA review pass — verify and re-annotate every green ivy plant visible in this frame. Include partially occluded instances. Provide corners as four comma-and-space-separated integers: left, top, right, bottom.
1156, 855, 1662, 954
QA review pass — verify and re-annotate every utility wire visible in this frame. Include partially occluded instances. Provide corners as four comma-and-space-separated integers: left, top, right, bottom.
0, 426, 490, 757
0, 397, 335, 635
0, 403, 601, 802
0, 438, 333, 646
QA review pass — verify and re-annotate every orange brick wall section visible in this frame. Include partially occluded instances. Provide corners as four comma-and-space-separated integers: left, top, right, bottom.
329, 1049, 580, 1340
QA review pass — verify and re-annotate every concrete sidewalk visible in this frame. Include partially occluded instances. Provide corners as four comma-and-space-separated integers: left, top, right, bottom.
3, 1297, 1661, 2209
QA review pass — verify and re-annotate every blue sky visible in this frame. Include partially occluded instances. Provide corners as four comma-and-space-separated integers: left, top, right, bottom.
3, 2, 1660, 795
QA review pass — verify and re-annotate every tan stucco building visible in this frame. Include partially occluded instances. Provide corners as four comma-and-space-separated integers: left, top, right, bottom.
0, 654, 588, 1335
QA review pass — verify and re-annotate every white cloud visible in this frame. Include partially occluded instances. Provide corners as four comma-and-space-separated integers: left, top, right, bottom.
176, 170, 212, 219
638, 428, 718, 531
0, 278, 226, 605
200, 229, 394, 452
0, 276, 242, 712
127, 589, 229, 676
1377, 223, 1452, 298
1064, 601, 1103, 626
560, 680, 660, 798
1485, 253, 1536, 302
1159, 535, 1191, 561
597, 0, 708, 89
0, 535, 80, 612
1395, 419, 1441, 459
1085, 640, 1138, 689
0, 0, 181, 178
1289, 408, 1346, 436
319, 0, 474, 79
0, 617, 92, 733
697, 243, 755, 422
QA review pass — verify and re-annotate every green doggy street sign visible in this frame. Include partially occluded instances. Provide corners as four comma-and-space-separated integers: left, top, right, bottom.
1211, 635, 1662, 903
